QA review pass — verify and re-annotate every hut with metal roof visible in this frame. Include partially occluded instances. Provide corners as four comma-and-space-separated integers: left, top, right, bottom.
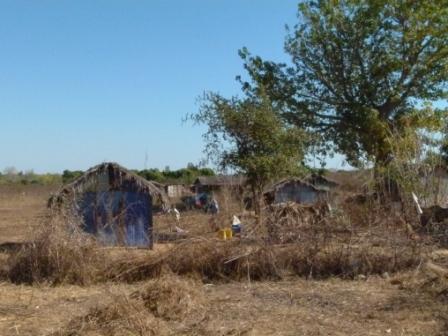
264, 178, 328, 205
49, 162, 169, 248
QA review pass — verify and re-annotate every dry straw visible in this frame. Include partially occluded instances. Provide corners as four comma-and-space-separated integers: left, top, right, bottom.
55, 273, 208, 336
7, 213, 106, 285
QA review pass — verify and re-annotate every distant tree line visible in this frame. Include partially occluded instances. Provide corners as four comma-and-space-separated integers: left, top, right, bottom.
135, 163, 215, 184
63, 164, 215, 185
0, 167, 61, 185
0, 164, 216, 186
61, 170, 84, 183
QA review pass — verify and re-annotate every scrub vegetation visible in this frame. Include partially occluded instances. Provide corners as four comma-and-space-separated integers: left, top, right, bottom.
1, 1, 448, 335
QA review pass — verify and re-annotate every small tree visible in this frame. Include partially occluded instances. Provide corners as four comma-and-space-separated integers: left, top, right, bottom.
62, 170, 83, 184
190, 90, 308, 224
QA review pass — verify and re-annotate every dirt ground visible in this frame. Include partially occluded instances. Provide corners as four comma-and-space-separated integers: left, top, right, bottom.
0, 277, 446, 335
0, 185, 447, 335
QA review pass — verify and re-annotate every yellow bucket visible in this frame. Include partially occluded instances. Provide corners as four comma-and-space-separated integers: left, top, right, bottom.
218, 228, 233, 240
218, 229, 227, 240
225, 228, 233, 239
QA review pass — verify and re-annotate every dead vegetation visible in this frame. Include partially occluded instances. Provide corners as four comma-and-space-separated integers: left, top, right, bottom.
55, 293, 171, 336
3, 198, 428, 287
55, 274, 208, 336
139, 273, 206, 322
7, 214, 105, 285
1, 182, 448, 335
393, 249, 448, 298
110, 236, 423, 283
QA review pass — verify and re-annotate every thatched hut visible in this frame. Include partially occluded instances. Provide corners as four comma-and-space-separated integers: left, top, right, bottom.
264, 178, 328, 205
193, 175, 246, 194
304, 173, 339, 191
49, 162, 169, 248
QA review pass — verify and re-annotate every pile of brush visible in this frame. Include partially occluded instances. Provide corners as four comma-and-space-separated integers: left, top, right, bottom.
264, 202, 333, 244
55, 273, 211, 336
393, 249, 448, 298
4, 202, 427, 286
7, 214, 106, 285
109, 237, 423, 283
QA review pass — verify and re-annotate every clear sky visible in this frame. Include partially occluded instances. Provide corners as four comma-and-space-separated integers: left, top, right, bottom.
0, 0, 347, 173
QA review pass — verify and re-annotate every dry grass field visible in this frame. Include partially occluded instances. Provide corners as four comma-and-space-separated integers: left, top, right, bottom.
0, 185, 447, 335
0, 185, 57, 244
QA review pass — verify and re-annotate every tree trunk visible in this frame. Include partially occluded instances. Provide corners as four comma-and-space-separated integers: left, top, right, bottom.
373, 162, 401, 203
251, 184, 264, 227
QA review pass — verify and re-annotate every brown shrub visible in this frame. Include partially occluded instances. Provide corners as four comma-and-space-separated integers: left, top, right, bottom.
111, 239, 284, 283
395, 250, 448, 298
264, 202, 332, 244
278, 243, 423, 279
8, 215, 105, 285
55, 294, 170, 336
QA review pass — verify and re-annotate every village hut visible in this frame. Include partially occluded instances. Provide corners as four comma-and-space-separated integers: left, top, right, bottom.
164, 184, 192, 199
264, 178, 328, 205
193, 175, 246, 194
49, 162, 169, 248
304, 173, 339, 191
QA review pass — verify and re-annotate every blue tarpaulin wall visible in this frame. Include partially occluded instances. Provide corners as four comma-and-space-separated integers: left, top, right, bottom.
78, 191, 152, 247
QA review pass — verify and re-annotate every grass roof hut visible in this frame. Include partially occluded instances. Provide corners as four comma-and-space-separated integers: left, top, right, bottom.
264, 178, 328, 205
49, 162, 169, 248
304, 173, 339, 191
193, 175, 246, 194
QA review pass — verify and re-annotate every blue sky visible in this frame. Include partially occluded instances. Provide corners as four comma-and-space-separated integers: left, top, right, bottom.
0, 0, 349, 173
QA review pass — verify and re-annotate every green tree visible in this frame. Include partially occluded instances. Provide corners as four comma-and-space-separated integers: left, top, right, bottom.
137, 168, 164, 182
239, 0, 448, 167
190, 90, 308, 223
137, 166, 215, 184
62, 170, 83, 184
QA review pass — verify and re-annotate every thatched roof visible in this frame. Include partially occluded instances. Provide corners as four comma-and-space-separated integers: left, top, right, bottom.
50, 162, 169, 207
263, 178, 328, 205
264, 178, 327, 195
194, 175, 246, 187
304, 173, 339, 190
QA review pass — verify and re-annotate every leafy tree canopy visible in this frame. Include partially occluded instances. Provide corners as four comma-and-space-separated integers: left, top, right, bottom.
239, 0, 448, 167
